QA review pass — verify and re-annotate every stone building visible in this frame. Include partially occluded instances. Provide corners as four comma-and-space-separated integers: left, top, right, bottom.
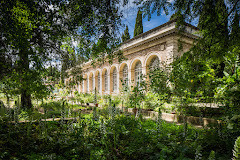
66, 20, 199, 95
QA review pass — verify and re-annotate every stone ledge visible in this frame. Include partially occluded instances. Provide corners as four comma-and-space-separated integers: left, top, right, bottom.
125, 107, 219, 127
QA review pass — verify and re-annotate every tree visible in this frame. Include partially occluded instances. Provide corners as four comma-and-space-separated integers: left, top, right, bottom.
197, 0, 229, 78
230, 12, 240, 45
134, 9, 143, 37
170, 12, 183, 21
197, 0, 216, 30
135, 0, 240, 116
121, 25, 131, 42
45, 66, 61, 86
0, 0, 123, 109
0, 0, 66, 108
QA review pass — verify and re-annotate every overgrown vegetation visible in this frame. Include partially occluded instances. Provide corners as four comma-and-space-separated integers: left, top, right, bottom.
1, 0, 240, 159
0, 103, 238, 159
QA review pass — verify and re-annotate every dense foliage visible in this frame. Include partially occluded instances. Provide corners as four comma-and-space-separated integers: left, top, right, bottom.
1, 0, 240, 159
0, 0, 124, 109
0, 106, 237, 159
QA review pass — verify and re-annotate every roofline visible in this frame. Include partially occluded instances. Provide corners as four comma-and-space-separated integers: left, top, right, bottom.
122, 19, 199, 45
69, 20, 199, 71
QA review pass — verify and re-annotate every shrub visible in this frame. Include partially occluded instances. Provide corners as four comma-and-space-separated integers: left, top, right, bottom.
45, 110, 62, 118
40, 101, 63, 112
143, 92, 159, 110
111, 96, 121, 107
233, 136, 240, 160
154, 103, 176, 113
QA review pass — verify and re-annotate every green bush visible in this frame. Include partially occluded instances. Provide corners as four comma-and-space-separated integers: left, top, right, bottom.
40, 100, 72, 111
111, 96, 121, 107
40, 101, 63, 111
45, 110, 62, 118
154, 103, 176, 113
143, 92, 158, 110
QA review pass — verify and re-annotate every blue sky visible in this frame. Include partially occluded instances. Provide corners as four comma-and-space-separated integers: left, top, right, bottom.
119, 0, 199, 39
120, 1, 175, 38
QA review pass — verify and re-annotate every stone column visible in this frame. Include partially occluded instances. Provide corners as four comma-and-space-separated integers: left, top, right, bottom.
87, 76, 89, 93
82, 80, 84, 93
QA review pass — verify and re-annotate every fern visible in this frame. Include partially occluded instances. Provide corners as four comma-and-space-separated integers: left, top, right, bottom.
233, 136, 240, 160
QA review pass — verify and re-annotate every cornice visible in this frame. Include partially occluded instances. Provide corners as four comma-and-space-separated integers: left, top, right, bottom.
121, 20, 199, 54
74, 20, 199, 72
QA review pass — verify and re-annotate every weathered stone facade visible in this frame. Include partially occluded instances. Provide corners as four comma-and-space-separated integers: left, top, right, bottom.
66, 20, 199, 95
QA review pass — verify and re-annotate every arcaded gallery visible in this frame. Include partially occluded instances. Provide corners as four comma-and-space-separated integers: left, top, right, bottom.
66, 20, 199, 95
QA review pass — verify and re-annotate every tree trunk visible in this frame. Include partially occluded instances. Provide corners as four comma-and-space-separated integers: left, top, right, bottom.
19, 50, 32, 109
21, 90, 32, 109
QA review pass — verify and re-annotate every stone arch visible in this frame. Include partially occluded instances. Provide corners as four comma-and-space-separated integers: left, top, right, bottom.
130, 58, 143, 86
110, 65, 118, 93
144, 53, 161, 75
119, 62, 129, 89
145, 53, 161, 82
101, 68, 108, 93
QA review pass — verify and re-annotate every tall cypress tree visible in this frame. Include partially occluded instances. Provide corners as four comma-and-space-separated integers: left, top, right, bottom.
170, 13, 177, 21
230, 12, 240, 44
198, 0, 228, 78
198, 0, 228, 38
121, 25, 130, 42
134, 9, 143, 37
170, 12, 183, 21
214, 0, 228, 78
215, 0, 228, 40
198, 0, 215, 30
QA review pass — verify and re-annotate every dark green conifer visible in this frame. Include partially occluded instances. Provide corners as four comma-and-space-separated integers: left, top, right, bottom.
198, 0, 228, 78
198, 0, 215, 30
198, 0, 228, 36
230, 12, 240, 44
134, 9, 143, 37
215, 0, 228, 38
214, 0, 228, 78
121, 25, 130, 42
170, 13, 177, 21
170, 12, 183, 21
